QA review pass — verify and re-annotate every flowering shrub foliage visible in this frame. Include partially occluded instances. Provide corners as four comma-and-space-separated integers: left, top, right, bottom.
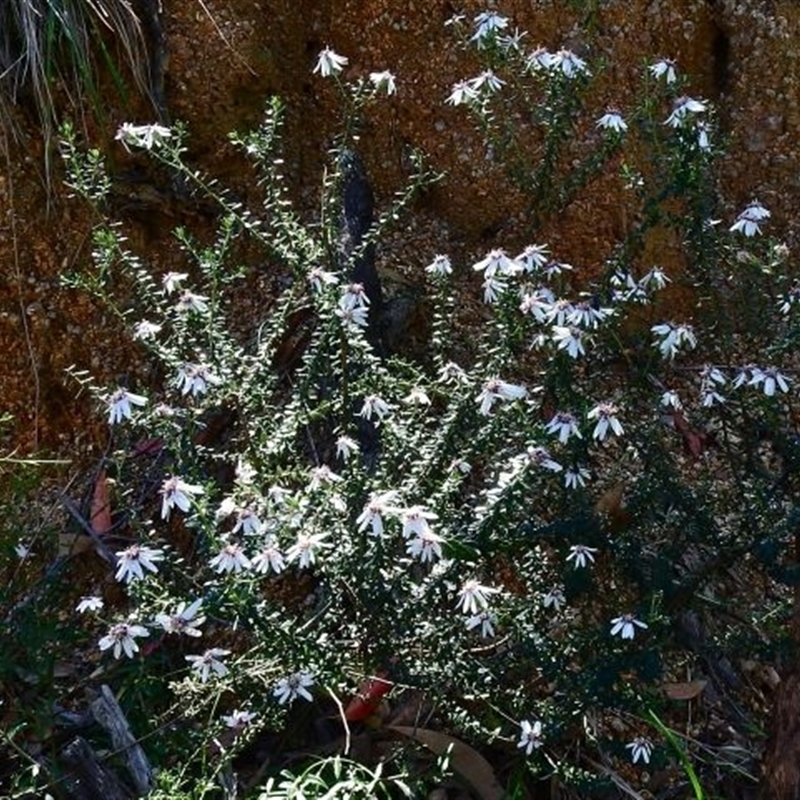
52, 8, 799, 797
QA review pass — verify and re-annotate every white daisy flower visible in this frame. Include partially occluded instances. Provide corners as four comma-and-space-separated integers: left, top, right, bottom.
778, 284, 800, 315
596, 109, 627, 132
233, 508, 261, 536
472, 249, 516, 278
359, 394, 391, 422
274, 671, 315, 704
568, 300, 612, 329
587, 402, 624, 440
287, 532, 330, 569
210, 543, 252, 574
404, 387, 431, 406
185, 648, 230, 682
552, 325, 586, 358
251, 536, 286, 575
518, 720, 544, 754
640, 266, 671, 291
156, 598, 205, 637
223, 709, 257, 728
107, 388, 148, 425
660, 390, 683, 411
400, 505, 438, 539
175, 290, 209, 314
697, 122, 711, 150
336, 435, 360, 462
546, 412, 582, 444
234, 461, 257, 485
649, 58, 677, 83
447, 80, 478, 106
700, 365, 727, 407
469, 70, 505, 94
526, 47, 553, 72
515, 244, 550, 273
314, 47, 348, 77
626, 736, 654, 764
76, 596, 104, 613
465, 611, 496, 638
337, 304, 369, 329
471, 11, 509, 45
750, 367, 790, 396
519, 287, 554, 321
498, 27, 527, 52
114, 544, 164, 583
456, 579, 500, 614
610, 613, 648, 640
267, 485, 292, 506
665, 96, 707, 127
340, 282, 370, 311
482, 275, 507, 304
548, 49, 588, 77
308, 465, 343, 491
99, 622, 150, 659
542, 587, 565, 610
161, 271, 188, 294
357, 492, 400, 536
651, 322, 697, 359
524, 446, 562, 472
425, 254, 453, 277
132, 320, 162, 340
545, 298, 573, 326
564, 466, 590, 490
733, 364, 757, 390
175, 362, 221, 396
160, 476, 204, 519
307, 266, 339, 293
543, 260, 573, 278
476, 378, 527, 415
406, 529, 445, 563
369, 70, 396, 95
567, 544, 598, 569
730, 200, 770, 236
115, 122, 172, 151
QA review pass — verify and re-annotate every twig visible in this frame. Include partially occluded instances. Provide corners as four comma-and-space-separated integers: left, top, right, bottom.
195, 0, 257, 76
582, 755, 647, 800
60, 493, 117, 565
328, 686, 351, 756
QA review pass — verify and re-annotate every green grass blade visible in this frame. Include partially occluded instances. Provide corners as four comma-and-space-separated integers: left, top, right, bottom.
648, 709, 705, 800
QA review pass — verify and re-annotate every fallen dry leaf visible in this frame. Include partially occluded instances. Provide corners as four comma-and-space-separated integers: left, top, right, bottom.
90, 469, 112, 536
388, 725, 504, 800
670, 411, 709, 458
662, 680, 707, 700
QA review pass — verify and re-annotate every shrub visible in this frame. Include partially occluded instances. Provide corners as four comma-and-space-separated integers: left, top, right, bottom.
12, 8, 797, 797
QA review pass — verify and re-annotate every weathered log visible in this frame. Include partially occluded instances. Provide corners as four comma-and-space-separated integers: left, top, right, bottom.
60, 737, 134, 800
90, 685, 153, 796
